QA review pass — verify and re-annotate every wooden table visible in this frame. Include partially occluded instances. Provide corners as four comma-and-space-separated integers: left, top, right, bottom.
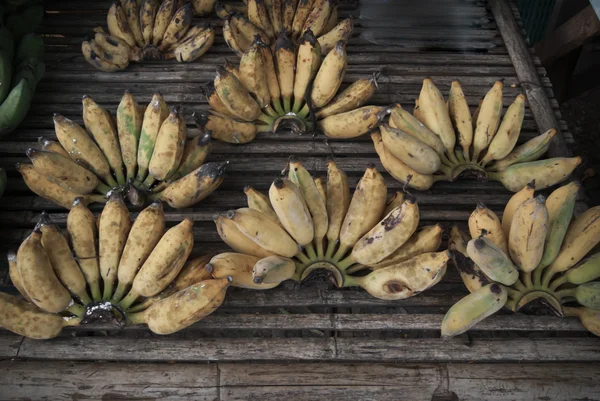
1, 0, 598, 399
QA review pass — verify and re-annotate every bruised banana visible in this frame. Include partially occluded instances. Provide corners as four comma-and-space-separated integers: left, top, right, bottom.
447, 80, 473, 160
107, 2, 137, 48
158, 3, 193, 51
380, 123, 441, 175
320, 106, 389, 139
195, 111, 258, 144
301, 0, 332, 37
488, 128, 557, 172
140, 0, 161, 44
472, 81, 503, 162
501, 180, 535, 237
508, 195, 548, 272
214, 212, 275, 258
94, 30, 142, 64
203, 81, 238, 119
167, 24, 215, 62
247, 0, 274, 38
318, 18, 353, 55
383, 192, 404, 216
292, 29, 321, 113
316, 74, 377, 119
157, 161, 227, 208
480, 94, 525, 166
282, 0, 299, 33
214, 65, 262, 122
253, 255, 296, 284
122, 0, 145, 47
152, 0, 177, 46
467, 237, 518, 285
468, 202, 507, 255
82, 40, 123, 73
488, 157, 582, 192
239, 40, 271, 109
269, 178, 314, 246
170, 132, 212, 181
275, 32, 296, 112
449, 226, 489, 293
117, 90, 143, 181
209, 253, 279, 289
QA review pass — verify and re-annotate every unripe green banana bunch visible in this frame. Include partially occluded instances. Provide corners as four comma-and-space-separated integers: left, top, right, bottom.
19, 91, 227, 209
442, 180, 600, 337
197, 30, 385, 144
374, 78, 582, 192
0, 198, 231, 339
212, 158, 450, 301
82, 1, 216, 72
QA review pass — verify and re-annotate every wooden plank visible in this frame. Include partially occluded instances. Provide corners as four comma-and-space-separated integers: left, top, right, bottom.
0, 360, 219, 401
0, 335, 22, 358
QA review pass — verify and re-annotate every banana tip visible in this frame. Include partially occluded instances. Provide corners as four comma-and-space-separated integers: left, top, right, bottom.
225, 210, 235, 219
253, 276, 263, 284
25, 148, 35, 158
476, 202, 486, 210
205, 264, 214, 274
274, 178, 284, 189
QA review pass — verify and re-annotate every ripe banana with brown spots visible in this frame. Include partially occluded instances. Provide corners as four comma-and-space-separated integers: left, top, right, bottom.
380, 123, 441, 175
117, 90, 143, 181
311, 41, 346, 109
195, 112, 258, 144
447, 80, 473, 160
319, 105, 389, 138
214, 212, 275, 258
269, 178, 314, 246
152, 0, 177, 46
316, 74, 377, 119
292, 29, 321, 113
145, 107, 186, 186
301, 0, 332, 37
275, 31, 296, 112
472, 81, 503, 162
468, 202, 508, 255
136, 92, 170, 183
209, 253, 280, 289
317, 17, 353, 55
214, 65, 262, 122
501, 180, 535, 237
480, 94, 525, 166
107, 2, 137, 47
245, 185, 279, 222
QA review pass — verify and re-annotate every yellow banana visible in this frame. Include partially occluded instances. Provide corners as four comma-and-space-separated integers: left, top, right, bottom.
215, 3, 248, 19
488, 157, 582, 192
418, 78, 456, 155
449, 226, 490, 293
269, 178, 314, 246
388, 104, 446, 157
564, 205, 600, 246
152, 0, 177, 46
311, 41, 346, 109
227, 208, 299, 257
67, 198, 102, 301
82, 40, 123, 72
292, 0, 314, 40
112, 201, 165, 303
275, 31, 296, 112
8, 250, 32, 302
469, 202, 508, 255
245, 185, 279, 222
563, 307, 600, 337
168, 25, 214, 62
480, 94, 525, 166
323, 1, 337, 32
447, 80, 473, 160
257, 41, 283, 113
17, 229, 72, 313
334, 164, 387, 260
54, 113, 117, 187
231, 13, 269, 47
146, 107, 186, 185
317, 17, 352, 55
292, 29, 321, 113
371, 131, 435, 190
320, 105, 389, 138
324, 160, 351, 258
171, 132, 212, 180
195, 112, 258, 144
214, 65, 262, 122
87, 37, 129, 70
472, 81, 503, 161
121, 0, 145, 47
380, 123, 441, 175
282, 0, 298, 33
192, 0, 217, 15
301, 0, 331, 37
107, 2, 137, 47
248, 0, 275, 39
209, 253, 279, 289
82, 95, 125, 185
38, 214, 92, 305
94, 31, 142, 64
214, 213, 275, 258
239, 41, 271, 108
158, 3, 193, 51
40, 137, 69, 158
314, 177, 326, 204
253, 255, 295, 284
157, 161, 226, 208
501, 180, 535, 237
268, 0, 283, 34
383, 192, 404, 216
117, 90, 143, 181
223, 16, 246, 56
203, 82, 238, 118
316, 74, 377, 119
488, 128, 557, 172
136, 92, 170, 183
140, 0, 160, 44
508, 195, 548, 272
467, 237, 518, 285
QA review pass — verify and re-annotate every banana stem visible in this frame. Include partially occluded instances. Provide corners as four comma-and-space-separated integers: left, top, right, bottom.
549, 275, 568, 291
119, 289, 139, 310
513, 278, 527, 292
104, 174, 119, 188
142, 175, 156, 189
556, 288, 576, 300
295, 250, 311, 265
258, 113, 275, 125
522, 271, 533, 289
562, 306, 582, 318
337, 254, 357, 271
88, 194, 107, 204
305, 243, 318, 260
325, 240, 337, 260
126, 311, 147, 325
332, 244, 349, 263
440, 152, 453, 167
297, 103, 310, 119
315, 238, 324, 259
438, 163, 452, 177
256, 124, 272, 133
77, 291, 92, 305
62, 316, 83, 327
487, 171, 500, 182
283, 96, 292, 113
504, 298, 517, 311
292, 261, 305, 282
292, 97, 303, 114
345, 264, 369, 274
115, 169, 126, 186
454, 150, 466, 164
95, 182, 111, 195
265, 105, 279, 118
273, 98, 285, 115
111, 282, 128, 303
152, 181, 170, 193
505, 286, 521, 300
541, 268, 556, 289
533, 264, 546, 289
102, 280, 114, 301
446, 150, 459, 165
342, 274, 363, 288
128, 299, 153, 313
89, 281, 102, 302
66, 303, 85, 317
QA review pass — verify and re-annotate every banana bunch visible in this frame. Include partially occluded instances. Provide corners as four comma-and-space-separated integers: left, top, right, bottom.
0, 0, 45, 135
19, 91, 227, 209
372, 78, 582, 192
198, 30, 384, 143
212, 158, 449, 300
82, 0, 216, 72
442, 181, 600, 337
0, 197, 233, 339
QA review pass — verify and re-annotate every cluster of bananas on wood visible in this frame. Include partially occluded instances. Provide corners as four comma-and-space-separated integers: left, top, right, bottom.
198, 30, 384, 143
0, 196, 232, 339
442, 181, 600, 337
19, 92, 227, 209
82, 0, 216, 72
212, 158, 450, 300
372, 78, 582, 192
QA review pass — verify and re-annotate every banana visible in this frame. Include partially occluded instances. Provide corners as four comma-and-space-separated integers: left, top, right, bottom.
112, 201, 165, 303
216, 3, 249, 19
231, 13, 269, 47
311, 41, 346, 109
93, 30, 142, 64
195, 112, 257, 144
563, 307, 600, 337
82, 39, 124, 72
0, 293, 80, 340
350, 196, 419, 265
26, 148, 99, 194
253, 255, 296, 284
145, 107, 186, 185
488, 157, 582, 192
563, 206, 600, 246
17, 228, 72, 313
388, 105, 446, 157
0, 79, 32, 136
227, 208, 299, 257
209, 252, 279, 289
316, 74, 377, 119
38, 214, 91, 305
447, 81, 473, 160
140, 0, 160, 44
469, 202, 508, 254
467, 237, 518, 285
449, 226, 489, 293
257, 41, 282, 113
314, 177, 326, 203
223, 16, 246, 56
441, 283, 507, 337
120, 218, 194, 308
269, 178, 314, 246
501, 180, 535, 237
224, 57, 243, 81
98, 191, 131, 300
8, 250, 31, 301
472, 81, 503, 161
192, 0, 217, 15
320, 106, 389, 139
245, 185, 279, 222
82, 95, 125, 185
418, 78, 456, 154
239, 41, 271, 108
136, 92, 170, 183
107, 2, 137, 47
480, 94, 525, 166
317, 17, 352, 55
282, 0, 298, 33
167, 22, 208, 50
214, 212, 275, 258
203, 82, 238, 118
367, 224, 443, 269
168, 25, 214, 62
301, 0, 331, 37
325, 160, 350, 257
117, 90, 143, 181
554, 252, 600, 287
380, 123, 441, 175
538, 181, 579, 269
170, 132, 212, 180
383, 192, 404, 216
40, 137, 69, 158
214, 65, 262, 122
334, 164, 387, 260
346, 251, 450, 300
152, 0, 177, 46
488, 128, 557, 172
371, 131, 435, 190
248, 0, 274, 38
275, 32, 296, 112
67, 198, 102, 301
158, 3, 193, 51
571, 282, 600, 309
292, 29, 321, 113
157, 161, 227, 208
121, 0, 145, 47
508, 195, 548, 272
128, 277, 230, 335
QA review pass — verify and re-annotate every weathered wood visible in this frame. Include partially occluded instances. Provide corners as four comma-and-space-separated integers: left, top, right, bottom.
0, 335, 21, 358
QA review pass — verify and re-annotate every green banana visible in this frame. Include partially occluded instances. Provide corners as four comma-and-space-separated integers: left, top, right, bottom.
572, 282, 600, 310
14, 33, 44, 65
0, 78, 32, 135
466, 237, 518, 286
0, 47, 12, 102
551, 253, 600, 289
